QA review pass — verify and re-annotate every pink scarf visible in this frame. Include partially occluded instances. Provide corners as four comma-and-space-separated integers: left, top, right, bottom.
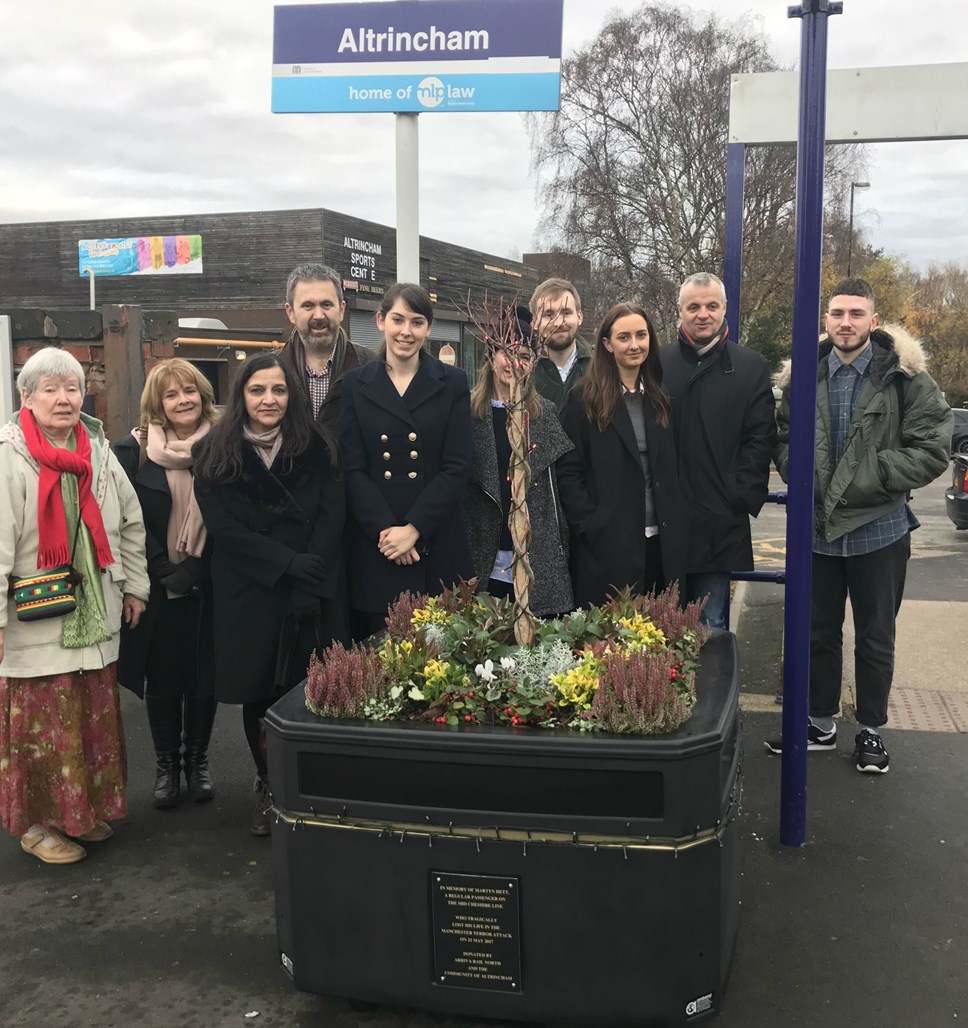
141, 420, 211, 560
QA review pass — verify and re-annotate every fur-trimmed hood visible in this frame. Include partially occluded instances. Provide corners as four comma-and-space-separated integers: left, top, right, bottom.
773, 323, 928, 391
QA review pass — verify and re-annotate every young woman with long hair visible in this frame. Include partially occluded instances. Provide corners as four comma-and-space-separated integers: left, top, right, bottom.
192, 352, 346, 835
556, 302, 689, 608
115, 359, 219, 810
340, 283, 473, 637
464, 341, 574, 616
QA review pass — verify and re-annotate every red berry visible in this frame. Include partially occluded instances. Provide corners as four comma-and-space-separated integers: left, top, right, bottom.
464, 714, 472, 722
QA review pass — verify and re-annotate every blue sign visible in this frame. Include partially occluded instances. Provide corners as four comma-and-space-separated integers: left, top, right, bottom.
272, 0, 562, 114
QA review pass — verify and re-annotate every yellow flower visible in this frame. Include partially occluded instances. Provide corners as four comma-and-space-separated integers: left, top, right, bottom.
411, 598, 451, 627
616, 613, 666, 652
550, 652, 601, 710
422, 659, 452, 685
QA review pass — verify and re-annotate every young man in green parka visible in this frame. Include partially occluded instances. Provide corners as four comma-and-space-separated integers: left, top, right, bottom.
767, 278, 952, 774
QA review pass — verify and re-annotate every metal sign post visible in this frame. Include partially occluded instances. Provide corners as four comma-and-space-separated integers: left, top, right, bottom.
781, 0, 842, 847
396, 113, 420, 284
0, 316, 15, 423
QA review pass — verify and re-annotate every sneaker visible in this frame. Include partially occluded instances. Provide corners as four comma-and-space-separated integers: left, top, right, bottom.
764, 722, 837, 755
251, 774, 272, 836
853, 729, 890, 774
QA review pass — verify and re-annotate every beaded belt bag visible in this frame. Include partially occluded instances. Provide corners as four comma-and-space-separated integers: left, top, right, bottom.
8, 512, 85, 622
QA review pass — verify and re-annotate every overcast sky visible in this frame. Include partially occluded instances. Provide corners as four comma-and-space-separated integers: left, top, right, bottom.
1, 0, 965, 270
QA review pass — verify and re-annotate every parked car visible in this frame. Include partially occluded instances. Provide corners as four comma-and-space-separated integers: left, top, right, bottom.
945, 453, 968, 529
952, 408, 968, 455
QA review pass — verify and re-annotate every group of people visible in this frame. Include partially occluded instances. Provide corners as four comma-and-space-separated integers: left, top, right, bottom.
0, 263, 951, 865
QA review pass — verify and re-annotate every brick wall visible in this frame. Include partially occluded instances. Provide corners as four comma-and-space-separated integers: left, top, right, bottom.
2, 305, 177, 440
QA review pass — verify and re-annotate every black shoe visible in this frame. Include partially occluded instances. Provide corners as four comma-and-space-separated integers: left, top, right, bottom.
145, 694, 184, 809
184, 695, 217, 803
152, 755, 181, 809
251, 774, 272, 836
853, 729, 890, 774
764, 722, 837, 755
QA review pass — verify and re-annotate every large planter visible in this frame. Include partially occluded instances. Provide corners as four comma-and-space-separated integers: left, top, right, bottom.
265, 630, 741, 1027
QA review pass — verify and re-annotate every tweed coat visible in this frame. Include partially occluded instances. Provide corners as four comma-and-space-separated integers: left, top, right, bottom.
340, 351, 473, 614
464, 401, 574, 616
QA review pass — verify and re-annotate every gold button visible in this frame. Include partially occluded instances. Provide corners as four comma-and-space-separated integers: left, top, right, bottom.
408, 471, 417, 479
410, 450, 418, 459
380, 434, 388, 442
383, 452, 391, 460
384, 471, 392, 480
408, 432, 417, 442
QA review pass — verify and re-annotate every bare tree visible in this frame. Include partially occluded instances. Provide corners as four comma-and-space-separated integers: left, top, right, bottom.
528, 4, 865, 345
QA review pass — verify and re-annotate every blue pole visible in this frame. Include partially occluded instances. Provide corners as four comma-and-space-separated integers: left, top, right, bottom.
781, 0, 841, 848
723, 142, 746, 335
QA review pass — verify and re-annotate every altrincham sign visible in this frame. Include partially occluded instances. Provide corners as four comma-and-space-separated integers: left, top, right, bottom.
271, 0, 563, 113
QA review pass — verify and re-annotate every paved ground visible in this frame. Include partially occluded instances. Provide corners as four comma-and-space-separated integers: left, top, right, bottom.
1, 468, 965, 1027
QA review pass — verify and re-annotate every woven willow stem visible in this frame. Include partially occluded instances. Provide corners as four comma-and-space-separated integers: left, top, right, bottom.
507, 375, 537, 646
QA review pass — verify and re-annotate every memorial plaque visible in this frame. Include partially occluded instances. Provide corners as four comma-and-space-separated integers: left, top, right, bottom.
431, 872, 522, 993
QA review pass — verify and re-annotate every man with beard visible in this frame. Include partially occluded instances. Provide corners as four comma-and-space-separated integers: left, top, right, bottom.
660, 272, 776, 629
278, 263, 375, 439
767, 278, 951, 774
530, 278, 592, 407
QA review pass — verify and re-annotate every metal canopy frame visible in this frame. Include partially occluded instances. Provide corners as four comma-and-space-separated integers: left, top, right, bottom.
724, 5, 968, 845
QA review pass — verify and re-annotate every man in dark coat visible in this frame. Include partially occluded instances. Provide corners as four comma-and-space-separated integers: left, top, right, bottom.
660, 272, 776, 629
530, 277, 592, 407
278, 263, 376, 441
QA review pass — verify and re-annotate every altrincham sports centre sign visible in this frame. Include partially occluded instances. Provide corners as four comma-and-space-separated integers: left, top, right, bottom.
271, 0, 562, 114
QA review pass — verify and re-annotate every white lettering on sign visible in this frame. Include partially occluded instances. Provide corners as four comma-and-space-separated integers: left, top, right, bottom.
343, 236, 382, 283
338, 26, 489, 54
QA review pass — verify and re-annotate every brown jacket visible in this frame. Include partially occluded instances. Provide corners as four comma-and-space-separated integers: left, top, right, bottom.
278, 326, 377, 443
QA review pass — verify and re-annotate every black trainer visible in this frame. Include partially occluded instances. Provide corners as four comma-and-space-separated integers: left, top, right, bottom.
764, 722, 837, 755
853, 729, 890, 774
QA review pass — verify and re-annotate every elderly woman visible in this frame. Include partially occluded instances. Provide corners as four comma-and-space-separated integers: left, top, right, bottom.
0, 348, 149, 865
115, 359, 219, 810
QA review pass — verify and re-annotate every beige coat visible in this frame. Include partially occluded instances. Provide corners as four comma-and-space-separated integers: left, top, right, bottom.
0, 413, 150, 678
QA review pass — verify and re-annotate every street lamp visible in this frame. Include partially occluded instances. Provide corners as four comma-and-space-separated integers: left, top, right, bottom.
847, 180, 870, 276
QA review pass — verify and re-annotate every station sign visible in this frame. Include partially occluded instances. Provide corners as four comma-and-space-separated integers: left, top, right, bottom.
272, 0, 563, 114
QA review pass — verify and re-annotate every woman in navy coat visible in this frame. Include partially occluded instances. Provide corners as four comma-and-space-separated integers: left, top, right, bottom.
557, 302, 689, 608
340, 283, 473, 636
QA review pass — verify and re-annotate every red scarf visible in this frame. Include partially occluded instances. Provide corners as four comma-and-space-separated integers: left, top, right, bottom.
19, 408, 115, 569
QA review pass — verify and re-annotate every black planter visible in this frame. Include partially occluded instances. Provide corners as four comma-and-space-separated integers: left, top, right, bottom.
266, 630, 742, 1027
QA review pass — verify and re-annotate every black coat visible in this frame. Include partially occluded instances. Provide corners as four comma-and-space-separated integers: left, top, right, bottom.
557, 390, 689, 608
113, 434, 214, 700
660, 339, 776, 573
340, 351, 473, 614
193, 434, 347, 704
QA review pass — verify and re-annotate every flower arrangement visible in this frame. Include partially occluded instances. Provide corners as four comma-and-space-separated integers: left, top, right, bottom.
305, 582, 709, 735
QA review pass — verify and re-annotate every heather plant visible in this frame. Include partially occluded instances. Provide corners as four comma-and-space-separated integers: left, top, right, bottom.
593, 649, 694, 734
305, 643, 386, 718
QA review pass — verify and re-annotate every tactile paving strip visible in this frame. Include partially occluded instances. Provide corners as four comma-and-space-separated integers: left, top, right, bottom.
938, 692, 968, 733
886, 689, 960, 732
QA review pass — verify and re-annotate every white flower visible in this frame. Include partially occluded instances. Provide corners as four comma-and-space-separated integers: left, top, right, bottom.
474, 659, 496, 682
500, 656, 517, 673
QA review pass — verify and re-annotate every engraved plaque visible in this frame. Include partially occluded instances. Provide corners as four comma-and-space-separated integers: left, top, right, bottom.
431, 872, 522, 993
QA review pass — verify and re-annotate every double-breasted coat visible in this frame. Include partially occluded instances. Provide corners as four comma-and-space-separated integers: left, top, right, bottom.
340, 352, 474, 614
113, 434, 214, 700
192, 433, 347, 704
556, 390, 689, 608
